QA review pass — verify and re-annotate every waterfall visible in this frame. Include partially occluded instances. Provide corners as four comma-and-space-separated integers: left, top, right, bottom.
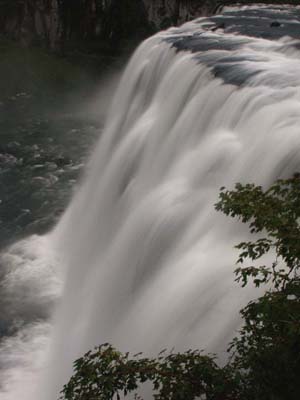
1, 5, 300, 400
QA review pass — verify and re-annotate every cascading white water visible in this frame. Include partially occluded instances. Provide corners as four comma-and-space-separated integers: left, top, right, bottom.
1, 5, 300, 400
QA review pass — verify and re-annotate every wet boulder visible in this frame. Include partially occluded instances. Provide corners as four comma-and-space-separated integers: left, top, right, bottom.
270, 21, 281, 28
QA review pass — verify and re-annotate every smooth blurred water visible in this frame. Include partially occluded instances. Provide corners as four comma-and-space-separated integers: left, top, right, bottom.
1, 4, 300, 400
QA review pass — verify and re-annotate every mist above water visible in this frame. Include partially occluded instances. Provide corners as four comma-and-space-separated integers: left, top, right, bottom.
1, 5, 300, 400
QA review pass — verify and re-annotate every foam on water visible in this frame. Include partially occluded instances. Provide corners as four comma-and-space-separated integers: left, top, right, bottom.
0, 236, 61, 399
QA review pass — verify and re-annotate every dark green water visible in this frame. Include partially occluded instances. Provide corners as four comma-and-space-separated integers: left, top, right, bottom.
0, 39, 113, 247
0, 94, 101, 247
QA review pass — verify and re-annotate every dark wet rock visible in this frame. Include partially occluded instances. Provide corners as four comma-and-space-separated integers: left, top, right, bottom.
0, 153, 17, 166
270, 21, 281, 27
211, 22, 225, 31
55, 156, 71, 167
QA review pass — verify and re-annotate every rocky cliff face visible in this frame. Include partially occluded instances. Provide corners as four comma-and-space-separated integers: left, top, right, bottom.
2, 1, 295, 50
143, 0, 212, 29
0, 0, 150, 49
1, 1, 297, 50
0, 0, 219, 50
0, 0, 60, 48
